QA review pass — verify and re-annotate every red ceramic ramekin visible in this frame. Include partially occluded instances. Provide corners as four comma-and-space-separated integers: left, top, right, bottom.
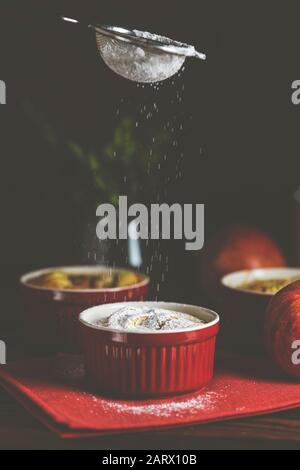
79, 301, 220, 398
20, 266, 149, 354
220, 267, 300, 354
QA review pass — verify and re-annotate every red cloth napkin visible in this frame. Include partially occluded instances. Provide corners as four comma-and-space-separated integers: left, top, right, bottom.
0, 353, 300, 438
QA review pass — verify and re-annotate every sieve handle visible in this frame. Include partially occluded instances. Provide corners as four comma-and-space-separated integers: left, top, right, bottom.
61, 16, 82, 25
61, 16, 101, 34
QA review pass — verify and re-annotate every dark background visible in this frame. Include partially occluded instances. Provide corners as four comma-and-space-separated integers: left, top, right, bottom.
0, 0, 300, 343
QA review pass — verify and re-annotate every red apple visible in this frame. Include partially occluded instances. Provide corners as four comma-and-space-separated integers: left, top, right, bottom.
265, 281, 300, 377
200, 224, 287, 301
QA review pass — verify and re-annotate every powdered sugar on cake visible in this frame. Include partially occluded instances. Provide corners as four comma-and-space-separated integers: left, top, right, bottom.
96, 306, 204, 332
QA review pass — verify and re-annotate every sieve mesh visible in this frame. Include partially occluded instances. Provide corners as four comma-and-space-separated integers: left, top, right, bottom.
95, 32, 186, 83
61, 17, 205, 83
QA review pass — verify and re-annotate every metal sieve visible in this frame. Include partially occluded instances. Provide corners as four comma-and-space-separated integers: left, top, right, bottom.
61, 17, 206, 83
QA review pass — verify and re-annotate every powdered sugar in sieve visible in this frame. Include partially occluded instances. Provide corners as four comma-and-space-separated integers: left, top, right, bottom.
61, 18, 206, 83
95, 27, 206, 83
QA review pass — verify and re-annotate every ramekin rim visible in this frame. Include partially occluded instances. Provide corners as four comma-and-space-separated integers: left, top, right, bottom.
20, 265, 149, 293
221, 266, 300, 297
79, 301, 220, 335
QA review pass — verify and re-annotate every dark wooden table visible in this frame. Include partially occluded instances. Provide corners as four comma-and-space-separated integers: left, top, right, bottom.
1, 385, 300, 450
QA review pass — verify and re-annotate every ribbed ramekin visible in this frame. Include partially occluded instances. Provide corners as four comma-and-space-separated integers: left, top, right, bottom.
20, 266, 149, 354
79, 301, 220, 398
